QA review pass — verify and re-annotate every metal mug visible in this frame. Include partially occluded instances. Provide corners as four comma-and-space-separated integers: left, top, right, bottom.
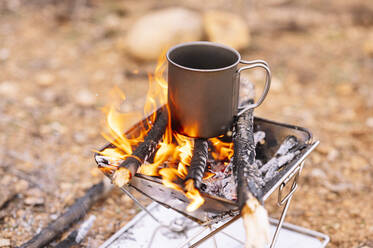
166, 41, 271, 138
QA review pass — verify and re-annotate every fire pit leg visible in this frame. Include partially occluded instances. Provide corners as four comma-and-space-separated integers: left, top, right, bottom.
186, 214, 241, 248
119, 186, 162, 225
269, 161, 303, 248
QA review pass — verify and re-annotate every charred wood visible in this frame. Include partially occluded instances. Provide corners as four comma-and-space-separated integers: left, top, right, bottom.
233, 107, 263, 208
233, 103, 270, 248
19, 181, 111, 248
55, 215, 96, 248
113, 108, 168, 187
185, 138, 209, 190
259, 135, 298, 174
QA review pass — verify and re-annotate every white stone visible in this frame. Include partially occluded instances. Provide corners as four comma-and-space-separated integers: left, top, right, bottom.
0, 81, 18, 96
366, 117, 373, 128
24, 197, 44, 205
36, 72, 55, 86
203, 10, 250, 51
75, 89, 96, 107
0, 48, 9, 61
125, 8, 203, 61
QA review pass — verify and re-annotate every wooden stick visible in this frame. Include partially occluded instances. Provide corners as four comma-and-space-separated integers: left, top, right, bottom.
185, 138, 209, 190
261, 136, 302, 183
233, 107, 263, 208
113, 108, 168, 187
233, 105, 270, 248
259, 135, 298, 174
55, 215, 96, 248
19, 181, 111, 248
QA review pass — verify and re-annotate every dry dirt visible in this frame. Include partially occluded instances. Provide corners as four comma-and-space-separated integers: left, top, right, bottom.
0, 0, 373, 247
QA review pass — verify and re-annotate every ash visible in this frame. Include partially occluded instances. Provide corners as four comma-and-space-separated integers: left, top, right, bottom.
202, 134, 304, 200
203, 164, 237, 201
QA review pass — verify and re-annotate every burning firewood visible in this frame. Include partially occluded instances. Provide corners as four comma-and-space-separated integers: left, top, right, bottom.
184, 138, 209, 190
113, 108, 168, 187
233, 106, 270, 248
183, 138, 208, 212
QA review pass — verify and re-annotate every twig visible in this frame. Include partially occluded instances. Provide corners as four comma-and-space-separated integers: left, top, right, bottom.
55, 215, 96, 248
113, 108, 168, 187
19, 180, 111, 248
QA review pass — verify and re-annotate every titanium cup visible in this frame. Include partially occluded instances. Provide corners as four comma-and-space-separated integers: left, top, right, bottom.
167, 41, 271, 138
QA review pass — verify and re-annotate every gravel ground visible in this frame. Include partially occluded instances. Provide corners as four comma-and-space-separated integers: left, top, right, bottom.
0, 0, 373, 247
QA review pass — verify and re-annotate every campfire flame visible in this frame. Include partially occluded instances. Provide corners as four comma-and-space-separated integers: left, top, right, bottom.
210, 137, 234, 162
99, 51, 233, 212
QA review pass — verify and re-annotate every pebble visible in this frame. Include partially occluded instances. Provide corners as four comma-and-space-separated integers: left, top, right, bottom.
0, 48, 9, 61
363, 33, 373, 57
270, 77, 283, 92
36, 72, 55, 86
365, 117, 373, 128
73, 131, 88, 144
203, 10, 250, 51
24, 197, 44, 206
27, 188, 43, 197
0, 81, 18, 96
75, 89, 96, 107
125, 8, 203, 61
14, 180, 29, 193
23, 96, 39, 108
336, 83, 354, 96
0, 239, 10, 247
327, 149, 339, 162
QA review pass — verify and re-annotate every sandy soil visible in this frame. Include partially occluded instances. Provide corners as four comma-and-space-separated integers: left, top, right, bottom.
0, 0, 373, 247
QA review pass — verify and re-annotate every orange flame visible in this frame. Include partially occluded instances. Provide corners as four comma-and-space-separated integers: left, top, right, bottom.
185, 179, 205, 212
210, 137, 234, 161
100, 50, 232, 212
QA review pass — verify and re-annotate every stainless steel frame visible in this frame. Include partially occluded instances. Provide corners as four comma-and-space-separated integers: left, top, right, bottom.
95, 113, 329, 247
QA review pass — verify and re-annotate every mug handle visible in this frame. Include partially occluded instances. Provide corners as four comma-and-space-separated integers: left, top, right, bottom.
236, 59, 271, 116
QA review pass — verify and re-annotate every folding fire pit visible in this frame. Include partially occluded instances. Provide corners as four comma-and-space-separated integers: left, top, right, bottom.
95, 107, 329, 248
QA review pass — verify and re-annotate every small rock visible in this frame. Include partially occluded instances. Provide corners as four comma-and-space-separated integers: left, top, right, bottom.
203, 10, 250, 51
41, 89, 58, 102
336, 83, 354, 96
0, 81, 18, 96
0, 48, 10, 61
327, 149, 339, 162
24, 96, 39, 107
270, 77, 283, 92
50, 214, 58, 220
0, 239, 10, 247
75, 89, 96, 107
14, 179, 29, 192
73, 131, 88, 144
125, 8, 203, 61
363, 33, 373, 57
27, 188, 43, 198
104, 14, 121, 30
310, 168, 327, 179
24, 197, 44, 206
36, 72, 55, 87
366, 117, 373, 128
